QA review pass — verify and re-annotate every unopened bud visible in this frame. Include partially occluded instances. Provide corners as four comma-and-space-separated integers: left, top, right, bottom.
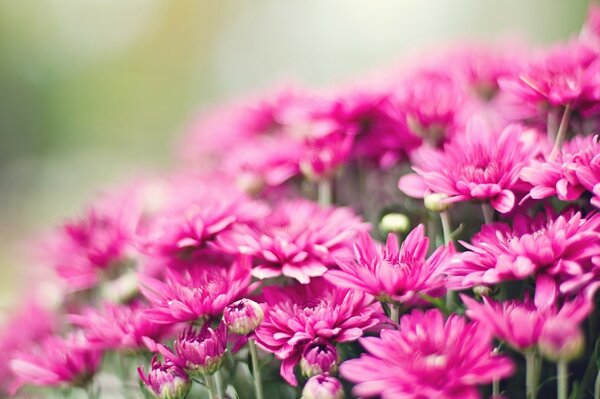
300, 340, 339, 378
379, 213, 410, 234
539, 317, 585, 362
223, 299, 264, 335
424, 193, 451, 213
473, 285, 492, 297
138, 356, 191, 399
301, 373, 345, 399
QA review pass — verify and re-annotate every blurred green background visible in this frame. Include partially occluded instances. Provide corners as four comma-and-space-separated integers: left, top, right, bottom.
0, 0, 590, 307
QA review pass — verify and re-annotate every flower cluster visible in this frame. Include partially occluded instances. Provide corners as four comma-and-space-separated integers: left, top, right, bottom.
5, 5, 600, 399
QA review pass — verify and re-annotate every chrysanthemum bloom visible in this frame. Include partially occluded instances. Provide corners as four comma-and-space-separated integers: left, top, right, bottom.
223, 298, 264, 335
398, 121, 540, 213
9, 333, 102, 393
153, 323, 228, 377
538, 316, 585, 362
325, 225, 454, 306
217, 199, 368, 284
447, 209, 600, 294
138, 355, 191, 399
140, 255, 252, 324
254, 281, 384, 385
302, 373, 345, 399
0, 301, 56, 395
300, 131, 354, 181
69, 302, 174, 351
499, 41, 600, 120
521, 135, 600, 206
461, 278, 592, 352
140, 177, 268, 263
340, 309, 514, 399
581, 4, 600, 52
44, 185, 142, 291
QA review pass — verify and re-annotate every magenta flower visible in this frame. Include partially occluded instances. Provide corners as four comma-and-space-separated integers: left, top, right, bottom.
398, 121, 540, 213
138, 355, 191, 399
521, 135, 600, 207
447, 209, 600, 294
140, 255, 252, 324
302, 373, 345, 399
154, 323, 228, 377
254, 280, 384, 385
325, 225, 454, 305
581, 4, 600, 52
300, 339, 339, 378
45, 186, 142, 291
69, 302, 174, 351
340, 309, 514, 399
462, 278, 592, 352
223, 298, 264, 335
9, 333, 102, 393
217, 199, 368, 284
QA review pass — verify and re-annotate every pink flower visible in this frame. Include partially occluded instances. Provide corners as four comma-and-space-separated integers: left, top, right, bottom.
138, 355, 191, 399
217, 199, 368, 284
254, 280, 384, 385
140, 255, 252, 324
223, 298, 264, 335
9, 333, 102, 392
153, 323, 228, 377
68, 301, 174, 351
325, 225, 454, 305
45, 185, 142, 291
521, 135, 600, 206
340, 309, 514, 399
462, 278, 592, 352
140, 176, 268, 263
581, 4, 600, 52
499, 42, 600, 119
447, 209, 600, 294
399, 121, 540, 213
302, 373, 345, 399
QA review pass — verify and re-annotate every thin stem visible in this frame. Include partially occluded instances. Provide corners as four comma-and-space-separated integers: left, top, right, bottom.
440, 211, 452, 245
481, 203, 494, 224
558, 361, 568, 399
318, 179, 333, 207
549, 104, 573, 161
249, 338, 264, 399
526, 351, 538, 399
205, 374, 217, 399
595, 371, 600, 399
493, 379, 500, 398
390, 303, 400, 325
214, 370, 223, 399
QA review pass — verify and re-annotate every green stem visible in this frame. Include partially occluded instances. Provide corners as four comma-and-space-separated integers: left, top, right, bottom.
205, 374, 217, 399
440, 211, 452, 245
595, 371, 600, 399
481, 203, 494, 224
214, 370, 223, 399
526, 351, 538, 399
549, 103, 572, 161
318, 179, 333, 207
390, 303, 400, 325
558, 361, 568, 399
492, 379, 500, 398
249, 338, 264, 399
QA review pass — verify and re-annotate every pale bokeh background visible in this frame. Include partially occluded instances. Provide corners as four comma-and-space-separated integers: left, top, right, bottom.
0, 0, 590, 306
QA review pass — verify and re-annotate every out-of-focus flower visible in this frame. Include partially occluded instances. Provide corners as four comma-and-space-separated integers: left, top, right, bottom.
340, 308, 513, 399
325, 225, 454, 306
152, 323, 228, 378
581, 4, 600, 52
521, 135, 600, 206
217, 199, 368, 284
10, 333, 102, 393
223, 298, 264, 335
140, 255, 252, 324
398, 121, 540, 213
462, 278, 592, 352
300, 339, 339, 378
447, 209, 600, 294
539, 316, 585, 362
379, 212, 411, 234
302, 373, 345, 399
138, 355, 191, 399
44, 185, 142, 291
300, 131, 354, 181
254, 280, 384, 386
69, 301, 173, 351
0, 301, 56, 395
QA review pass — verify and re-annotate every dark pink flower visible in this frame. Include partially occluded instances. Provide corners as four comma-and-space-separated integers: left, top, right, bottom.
581, 4, 600, 52
399, 121, 540, 213
462, 278, 592, 352
254, 280, 384, 386
302, 373, 345, 399
138, 355, 191, 399
9, 333, 102, 392
69, 301, 174, 351
340, 309, 514, 399
447, 209, 600, 294
45, 185, 142, 291
140, 255, 252, 324
217, 199, 368, 284
223, 298, 264, 335
325, 225, 454, 305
